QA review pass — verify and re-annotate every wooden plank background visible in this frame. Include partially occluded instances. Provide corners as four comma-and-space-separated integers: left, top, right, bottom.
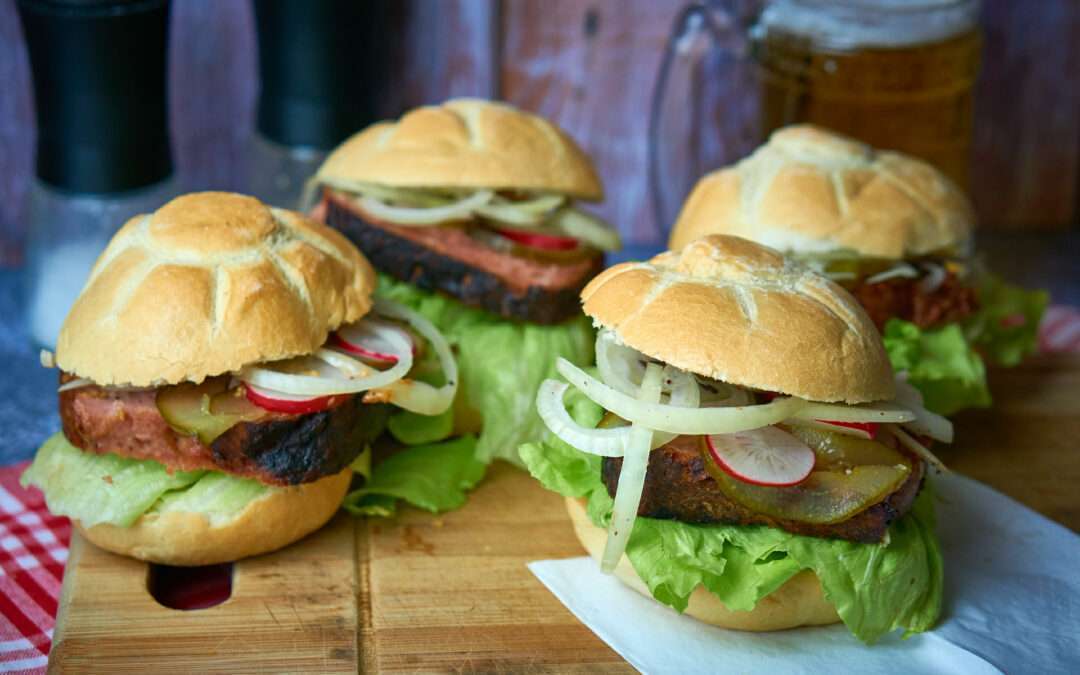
0, 0, 1076, 264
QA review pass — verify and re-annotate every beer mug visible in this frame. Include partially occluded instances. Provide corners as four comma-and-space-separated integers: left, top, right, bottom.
648, 0, 982, 235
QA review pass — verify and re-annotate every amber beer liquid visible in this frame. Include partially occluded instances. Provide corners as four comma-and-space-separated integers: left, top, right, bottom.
751, 0, 981, 189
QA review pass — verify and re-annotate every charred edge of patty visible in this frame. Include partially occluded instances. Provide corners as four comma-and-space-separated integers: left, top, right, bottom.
59, 383, 389, 486
601, 438, 926, 544
209, 398, 389, 485
326, 198, 603, 324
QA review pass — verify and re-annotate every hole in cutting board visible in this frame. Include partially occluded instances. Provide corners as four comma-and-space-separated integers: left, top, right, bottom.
148, 563, 233, 610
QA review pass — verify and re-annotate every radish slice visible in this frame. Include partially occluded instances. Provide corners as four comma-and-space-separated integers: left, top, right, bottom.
705, 426, 816, 487
817, 420, 878, 440
602, 362, 663, 573
493, 226, 579, 251
366, 298, 458, 416
244, 383, 336, 414
334, 318, 414, 365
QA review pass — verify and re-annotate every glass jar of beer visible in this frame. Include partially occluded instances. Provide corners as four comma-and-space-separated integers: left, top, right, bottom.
649, 0, 982, 235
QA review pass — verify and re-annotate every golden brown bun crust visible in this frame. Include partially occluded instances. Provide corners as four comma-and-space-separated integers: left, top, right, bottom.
78, 469, 351, 566
315, 98, 603, 200
582, 235, 893, 403
565, 497, 839, 632
56, 192, 376, 386
669, 125, 975, 259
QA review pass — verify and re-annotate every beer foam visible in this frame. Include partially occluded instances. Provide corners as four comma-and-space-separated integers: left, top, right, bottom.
753, 0, 979, 50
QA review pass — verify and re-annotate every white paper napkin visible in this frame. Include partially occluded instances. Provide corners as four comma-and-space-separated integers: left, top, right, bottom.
529, 473, 1080, 674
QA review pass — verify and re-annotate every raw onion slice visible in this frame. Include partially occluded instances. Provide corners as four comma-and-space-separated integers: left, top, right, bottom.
595, 331, 702, 410
357, 190, 493, 226
602, 362, 662, 573
57, 378, 94, 393
334, 318, 413, 364
241, 330, 412, 396
476, 203, 545, 227
888, 425, 948, 473
790, 418, 876, 440
893, 377, 954, 443
498, 193, 566, 214
536, 380, 632, 456
865, 262, 919, 285
705, 426, 816, 486
557, 358, 808, 435
919, 262, 947, 293
536, 380, 674, 455
367, 298, 458, 415
547, 208, 621, 252
789, 402, 915, 425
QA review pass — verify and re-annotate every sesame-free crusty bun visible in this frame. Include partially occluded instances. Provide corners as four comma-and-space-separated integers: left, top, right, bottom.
669, 125, 975, 259
565, 497, 840, 631
581, 235, 894, 403
77, 469, 351, 566
314, 98, 603, 200
56, 192, 375, 387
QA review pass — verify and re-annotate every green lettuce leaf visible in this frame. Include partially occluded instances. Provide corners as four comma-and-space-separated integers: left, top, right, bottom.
519, 399, 944, 643
883, 319, 991, 415
20, 433, 272, 528
387, 408, 454, 446
152, 472, 268, 525
342, 435, 485, 517
376, 274, 595, 466
965, 272, 1048, 367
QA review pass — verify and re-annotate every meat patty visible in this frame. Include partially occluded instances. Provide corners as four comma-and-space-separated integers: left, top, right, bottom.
59, 381, 388, 486
602, 435, 925, 543
325, 193, 603, 324
849, 270, 978, 331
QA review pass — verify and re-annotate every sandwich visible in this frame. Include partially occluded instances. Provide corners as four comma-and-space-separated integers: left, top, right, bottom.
23, 192, 458, 564
521, 235, 949, 642
305, 99, 621, 511
669, 125, 1048, 414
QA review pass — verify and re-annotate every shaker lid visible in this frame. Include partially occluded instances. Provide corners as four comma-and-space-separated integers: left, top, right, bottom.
253, 0, 391, 150
17, 0, 172, 193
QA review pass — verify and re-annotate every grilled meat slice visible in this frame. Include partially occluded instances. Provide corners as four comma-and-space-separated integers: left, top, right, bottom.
602, 435, 925, 543
59, 381, 387, 486
325, 193, 603, 324
849, 270, 978, 331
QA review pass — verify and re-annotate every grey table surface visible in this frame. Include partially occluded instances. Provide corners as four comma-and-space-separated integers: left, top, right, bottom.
0, 232, 1076, 467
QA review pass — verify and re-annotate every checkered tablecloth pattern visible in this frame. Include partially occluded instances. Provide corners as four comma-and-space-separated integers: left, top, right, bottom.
0, 306, 1077, 673
0, 463, 69, 674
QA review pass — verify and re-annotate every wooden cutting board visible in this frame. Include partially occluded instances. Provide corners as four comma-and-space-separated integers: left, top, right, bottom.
47, 354, 1080, 673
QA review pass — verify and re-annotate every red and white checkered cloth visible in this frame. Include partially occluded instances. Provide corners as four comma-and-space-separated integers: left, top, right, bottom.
0, 306, 1078, 673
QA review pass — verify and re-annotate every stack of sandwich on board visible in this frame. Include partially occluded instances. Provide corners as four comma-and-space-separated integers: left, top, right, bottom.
670, 125, 1048, 414
24, 192, 459, 564
522, 235, 952, 643
306, 99, 622, 514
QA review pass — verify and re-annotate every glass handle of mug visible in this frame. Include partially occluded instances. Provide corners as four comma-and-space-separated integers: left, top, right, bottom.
648, 1, 749, 242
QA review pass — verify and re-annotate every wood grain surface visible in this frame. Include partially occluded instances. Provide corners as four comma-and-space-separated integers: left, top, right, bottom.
48, 353, 1079, 672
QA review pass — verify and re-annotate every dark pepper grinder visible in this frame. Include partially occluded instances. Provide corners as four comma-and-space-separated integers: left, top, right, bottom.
18, 0, 176, 348
249, 0, 391, 209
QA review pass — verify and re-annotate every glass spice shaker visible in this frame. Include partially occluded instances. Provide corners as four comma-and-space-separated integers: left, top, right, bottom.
249, 0, 392, 210
18, 0, 176, 348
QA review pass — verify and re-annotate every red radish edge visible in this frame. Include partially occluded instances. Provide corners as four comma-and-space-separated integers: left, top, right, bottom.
331, 333, 399, 364
705, 432, 815, 487
818, 420, 879, 440
493, 227, 579, 251
244, 384, 338, 415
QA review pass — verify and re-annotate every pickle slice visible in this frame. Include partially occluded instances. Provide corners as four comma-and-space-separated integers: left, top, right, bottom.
157, 377, 265, 445
703, 427, 912, 524
786, 424, 910, 472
